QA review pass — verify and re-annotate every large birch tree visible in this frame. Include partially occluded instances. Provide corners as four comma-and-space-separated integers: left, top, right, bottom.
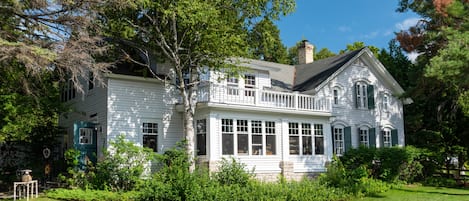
100, 0, 295, 169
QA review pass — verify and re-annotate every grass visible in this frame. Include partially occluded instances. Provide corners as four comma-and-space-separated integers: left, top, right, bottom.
355, 185, 469, 201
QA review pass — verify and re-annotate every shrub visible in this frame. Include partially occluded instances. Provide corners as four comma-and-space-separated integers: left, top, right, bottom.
94, 135, 155, 191
213, 157, 254, 186
58, 148, 96, 189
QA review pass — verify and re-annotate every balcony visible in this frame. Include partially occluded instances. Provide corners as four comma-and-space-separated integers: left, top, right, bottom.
196, 83, 331, 113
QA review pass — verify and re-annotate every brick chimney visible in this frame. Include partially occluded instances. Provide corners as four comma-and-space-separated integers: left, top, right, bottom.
298, 40, 314, 64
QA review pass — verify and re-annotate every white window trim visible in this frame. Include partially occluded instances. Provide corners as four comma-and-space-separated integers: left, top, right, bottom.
221, 118, 277, 156
79, 128, 93, 145
141, 119, 161, 153
382, 128, 391, 147
356, 82, 368, 109
359, 127, 369, 147
333, 125, 344, 156
288, 122, 324, 156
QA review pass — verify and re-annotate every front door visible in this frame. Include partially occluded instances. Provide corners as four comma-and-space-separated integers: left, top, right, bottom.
73, 121, 97, 170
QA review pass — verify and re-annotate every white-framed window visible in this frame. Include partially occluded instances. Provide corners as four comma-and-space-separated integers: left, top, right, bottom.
251, 120, 263, 155
222, 119, 234, 155
359, 127, 369, 147
288, 122, 323, 156
333, 88, 340, 105
265, 121, 276, 155
244, 74, 255, 97
288, 122, 300, 155
302, 123, 313, 155
355, 82, 368, 109
237, 119, 249, 155
222, 119, 276, 156
333, 126, 344, 155
314, 124, 324, 155
79, 128, 93, 145
227, 76, 239, 95
196, 119, 207, 156
382, 129, 391, 147
142, 122, 158, 152
383, 94, 389, 111
61, 79, 76, 102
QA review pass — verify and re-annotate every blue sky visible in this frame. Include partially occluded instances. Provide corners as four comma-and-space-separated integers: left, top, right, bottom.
276, 0, 421, 53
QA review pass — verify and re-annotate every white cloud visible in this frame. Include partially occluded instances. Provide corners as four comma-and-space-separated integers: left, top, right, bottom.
338, 25, 351, 32
395, 17, 421, 31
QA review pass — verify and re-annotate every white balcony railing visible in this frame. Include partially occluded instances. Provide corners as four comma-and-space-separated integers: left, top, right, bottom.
196, 84, 331, 112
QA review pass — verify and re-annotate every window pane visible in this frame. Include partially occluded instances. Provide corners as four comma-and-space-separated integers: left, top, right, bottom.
237, 134, 249, 155
196, 119, 206, 155
143, 134, 157, 152
289, 136, 299, 155
266, 135, 276, 155
222, 134, 234, 155
315, 136, 324, 154
252, 120, 262, 134
302, 136, 312, 155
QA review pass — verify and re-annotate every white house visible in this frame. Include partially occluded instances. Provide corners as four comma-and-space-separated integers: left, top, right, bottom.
59, 40, 409, 181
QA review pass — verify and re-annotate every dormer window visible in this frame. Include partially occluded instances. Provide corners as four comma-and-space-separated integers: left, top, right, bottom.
354, 82, 375, 109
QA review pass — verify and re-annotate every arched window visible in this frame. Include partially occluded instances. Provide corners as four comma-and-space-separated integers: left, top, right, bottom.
333, 125, 344, 155
354, 81, 375, 109
359, 126, 369, 147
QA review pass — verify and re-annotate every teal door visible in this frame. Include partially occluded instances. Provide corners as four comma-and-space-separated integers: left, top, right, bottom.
73, 121, 97, 170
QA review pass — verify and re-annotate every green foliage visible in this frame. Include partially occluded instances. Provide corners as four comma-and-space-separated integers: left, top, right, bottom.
59, 148, 96, 189
94, 135, 155, 191
319, 156, 391, 197
422, 177, 458, 188
46, 188, 138, 201
248, 18, 289, 64
214, 157, 254, 186
340, 146, 425, 183
315, 48, 337, 60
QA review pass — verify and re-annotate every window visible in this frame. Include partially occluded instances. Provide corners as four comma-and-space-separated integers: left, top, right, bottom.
251, 120, 262, 155
143, 123, 158, 152
222, 119, 276, 156
227, 77, 239, 95
333, 88, 339, 105
302, 123, 312, 155
314, 124, 324, 154
244, 75, 255, 96
237, 120, 249, 155
88, 71, 94, 90
355, 82, 368, 109
359, 127, 369, 147
333, 127, 344, 155
265, 121, 276, 155
79, 128, 93, 145
222, 119, 234, 155
61, 79, 76, 102
289, 123, 300, 155
382, 129, 391, 147
383, 94, 389, 111
196, 119, 207, 155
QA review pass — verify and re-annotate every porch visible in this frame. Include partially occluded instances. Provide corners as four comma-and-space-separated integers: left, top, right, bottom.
196, 83, 331, 113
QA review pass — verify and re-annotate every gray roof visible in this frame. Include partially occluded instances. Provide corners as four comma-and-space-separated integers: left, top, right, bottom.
293, 48, 363, 91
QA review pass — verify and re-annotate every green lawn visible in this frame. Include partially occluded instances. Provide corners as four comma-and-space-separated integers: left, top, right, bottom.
356, 185, 469, 201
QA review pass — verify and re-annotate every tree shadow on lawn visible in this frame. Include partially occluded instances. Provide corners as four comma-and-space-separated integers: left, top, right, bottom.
395, 187, 469, 196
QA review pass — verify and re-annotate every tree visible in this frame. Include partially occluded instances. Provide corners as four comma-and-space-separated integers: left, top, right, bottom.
100, 0, 295, 170
248, 18, 289, 64
0, 0, 112, 94
396, 0, 469, 172
315, 48, 336, 60
339, 41, 380, 55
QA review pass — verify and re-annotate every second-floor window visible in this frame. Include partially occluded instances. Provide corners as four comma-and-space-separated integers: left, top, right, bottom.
333, 88, 339, 105
355, 82, 375, 109
244, 75, 255, 97
227, 77, 239, 95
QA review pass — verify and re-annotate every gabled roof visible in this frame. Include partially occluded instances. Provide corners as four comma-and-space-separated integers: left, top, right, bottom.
293, 48, 364, 91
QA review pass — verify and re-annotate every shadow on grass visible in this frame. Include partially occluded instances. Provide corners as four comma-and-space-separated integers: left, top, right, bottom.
396, 188, 469, 196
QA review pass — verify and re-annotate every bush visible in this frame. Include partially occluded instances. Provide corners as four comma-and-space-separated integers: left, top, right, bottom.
94, 135, 155, 191
59, 148, 96, 189
213, 157, 254, 186
340, 146, 425, 183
